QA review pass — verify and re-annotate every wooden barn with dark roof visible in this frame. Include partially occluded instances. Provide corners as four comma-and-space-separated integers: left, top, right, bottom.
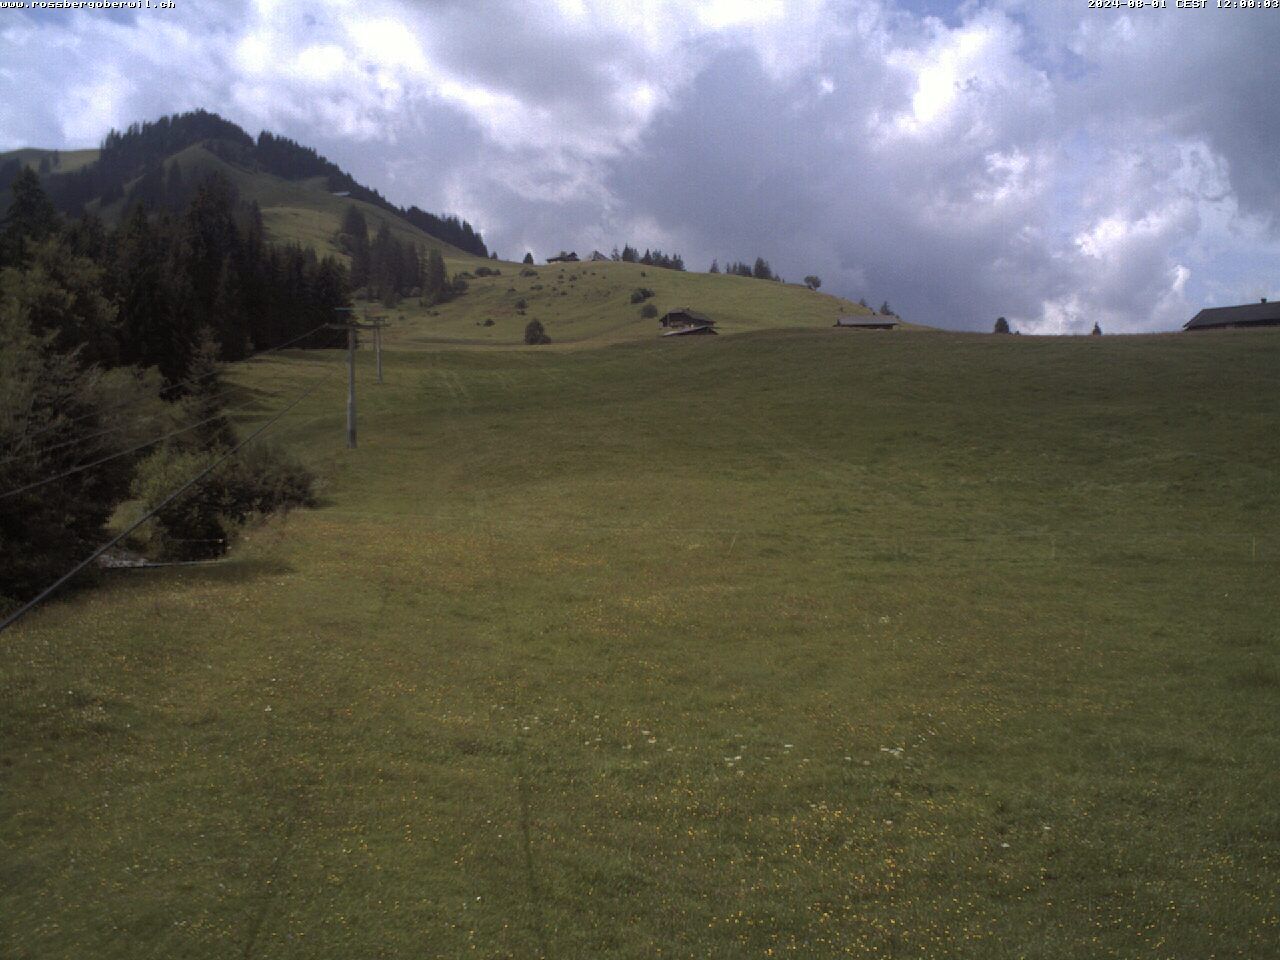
1184, 299, 1280, 331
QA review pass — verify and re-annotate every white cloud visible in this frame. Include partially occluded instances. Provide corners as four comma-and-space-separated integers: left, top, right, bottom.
2, 0, 1279, 331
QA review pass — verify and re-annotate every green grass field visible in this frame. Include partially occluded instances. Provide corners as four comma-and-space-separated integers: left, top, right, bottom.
2, 323, 1278, 957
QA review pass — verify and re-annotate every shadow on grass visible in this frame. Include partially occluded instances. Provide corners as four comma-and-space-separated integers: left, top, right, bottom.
100, 556, 296, 590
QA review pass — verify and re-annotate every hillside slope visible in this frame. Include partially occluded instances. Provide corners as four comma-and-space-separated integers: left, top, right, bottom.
153, 143, 480, 265
367, 258, 904, 346
2, 329, 1276, 957
2, 109, 490, 262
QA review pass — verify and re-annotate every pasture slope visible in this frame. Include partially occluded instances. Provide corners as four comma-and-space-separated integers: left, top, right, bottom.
2, 141, 881, 341
2, 322, 1278, 957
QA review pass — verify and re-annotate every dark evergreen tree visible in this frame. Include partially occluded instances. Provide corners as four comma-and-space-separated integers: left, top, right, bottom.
523, 252, 534, 265
1, 168, 60, 267
422, 248, 447, 302
523, 318, 551, 344
0, 314, 147, 609
115, 203, 179, 375
175, 327, 237, 451
994, 316, 1010, 334
1, 236, 119, 367
709, 259, 720, 274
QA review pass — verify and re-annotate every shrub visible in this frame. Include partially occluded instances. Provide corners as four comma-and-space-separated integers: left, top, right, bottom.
129, 442, 315, 561
130, 448, 226, 560
222, 442, 316, 522
474, 266, 500, 277
524, 319, 551, 345
640, 303, 658, 319
482, 318, 495, 327
630, 287, 655, 303
520, 268, 537, 277
455, 271, 474, 280
514, 298, 528, 310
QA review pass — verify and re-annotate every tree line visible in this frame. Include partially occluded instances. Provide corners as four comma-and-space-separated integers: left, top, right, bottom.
710, 257, 783, 281
336, 206, 463, 308
3, 167, 349, 381
1, 167, 339, 610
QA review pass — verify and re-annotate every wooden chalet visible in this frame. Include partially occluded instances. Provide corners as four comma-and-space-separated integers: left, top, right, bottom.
658, 308, 716, 337
1184, 299, 1280, 331
659, 308, 714, 329
589, 250, 609, 261
835, 314, 898, 330
547, 251, 580, 263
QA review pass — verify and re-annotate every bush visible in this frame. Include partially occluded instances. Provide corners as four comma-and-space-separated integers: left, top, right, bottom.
630, 287, 655, 303
520, 268, 537, 277
222, 442, 316, 522
129, 442, 315, 561
640, 303, 658, 319
129, 448, 228, 560
455, 271, 474, 280
482, 318, 495, 327
474, 266, 500, 277
514, 298, 528, 310
524, 319, 551, 345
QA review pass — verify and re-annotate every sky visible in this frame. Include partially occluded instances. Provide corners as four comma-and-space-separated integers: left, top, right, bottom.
2, 0, 1279, 333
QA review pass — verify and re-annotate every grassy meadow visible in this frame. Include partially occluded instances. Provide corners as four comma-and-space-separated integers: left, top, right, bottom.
2, 326, 1278, 958
360, 259, 885, 347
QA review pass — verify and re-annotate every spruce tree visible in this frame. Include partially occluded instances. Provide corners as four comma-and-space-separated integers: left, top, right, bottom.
422, 248, 447, 301
1, 168, 60, 267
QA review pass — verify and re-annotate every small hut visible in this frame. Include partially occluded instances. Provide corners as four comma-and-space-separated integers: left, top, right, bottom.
547, 251, 580, 263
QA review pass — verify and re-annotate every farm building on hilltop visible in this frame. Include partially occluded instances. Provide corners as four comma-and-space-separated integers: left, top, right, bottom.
547, 251, 579, 263
589, 250, 609, 261
835, 314, 898, 330
659, 308, 716, 333
1184, 299, 1280, 331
